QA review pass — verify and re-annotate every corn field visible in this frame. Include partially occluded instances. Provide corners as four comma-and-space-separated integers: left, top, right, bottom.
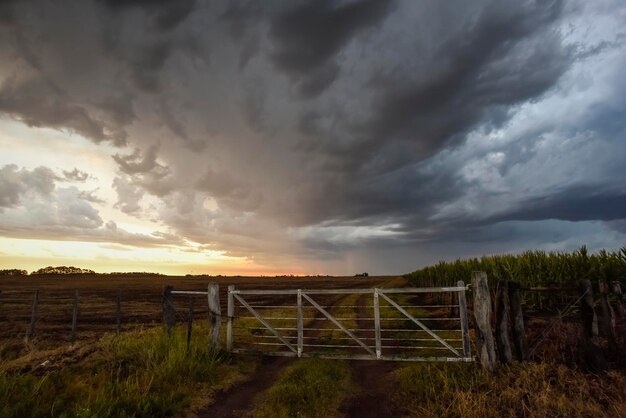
405, 246, 626, 311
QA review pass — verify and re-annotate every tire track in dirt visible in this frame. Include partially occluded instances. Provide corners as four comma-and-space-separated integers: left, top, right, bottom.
339, 294, 408, 418
196, 355, 291, 418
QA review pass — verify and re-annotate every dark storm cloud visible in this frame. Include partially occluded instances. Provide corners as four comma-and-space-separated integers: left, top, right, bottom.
0, 0, 19, 25
492, 188, 626, 223
0, 77, 127, 145
99, 0, 197, 31
269, 0, 393, 97
306, 0, 569, 171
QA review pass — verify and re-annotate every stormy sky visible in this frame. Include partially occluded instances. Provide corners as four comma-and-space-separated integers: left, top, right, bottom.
0, 0, 624, 275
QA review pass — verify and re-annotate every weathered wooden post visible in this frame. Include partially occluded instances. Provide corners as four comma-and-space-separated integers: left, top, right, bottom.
472, 271, 496, 371
207, 283, 221, 348
612, 281, 625, 317
71, 290, 79, 342
297, 289, 304, 358
598, 281, 617, 350
508, 281, 528, 361
495, 279, 513, 364
162, 285, 175, 333
116, 290, 122, 334
580, 279, 597, 341
457, 281, 471, 359
26, 289, 40, 344
373, 288, 382, 359
579, 279, 607, 370
186, 296, 194, 353
227, 285, 234, 352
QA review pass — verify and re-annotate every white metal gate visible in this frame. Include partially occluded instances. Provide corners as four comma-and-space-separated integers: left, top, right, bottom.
226, 282, 472, 362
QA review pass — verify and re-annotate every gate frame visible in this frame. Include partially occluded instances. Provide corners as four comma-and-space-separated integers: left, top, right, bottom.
227, 284, 473, 362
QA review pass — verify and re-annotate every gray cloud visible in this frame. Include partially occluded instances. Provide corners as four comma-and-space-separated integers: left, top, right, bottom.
0, 165, 57, 208
112, 176, 143, 214
99, 0, 197, 31
63, 168, 90, 182
0, 77, 127, 145
269, 0, 393, 97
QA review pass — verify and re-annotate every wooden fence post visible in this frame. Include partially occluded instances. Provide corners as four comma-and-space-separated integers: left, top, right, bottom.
297, 289, 304, 358
598, 281, 617, 350
26, 289, 39, 344
162, 285, 175, 333
580, 279, 597, 341
227, 285, 234, 352
612, 281, 625, 317
207, 283, 221, 348
579, 279, 608, 370
116, 290, 122, 334
472, 271, 496, 371
495, 279, 513, 364
71, 290, 79, 342
457, 281, 471, 358
508, 281, 528, 361
186, 296, 194, 353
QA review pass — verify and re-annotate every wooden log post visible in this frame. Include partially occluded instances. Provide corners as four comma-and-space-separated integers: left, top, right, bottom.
207, 283, 221, 348
612, 281, 625, 317
579, 279, 608, 370
598, 281, 617, 351
116, 290, 122, 334
472, 271, 497, 371
186, 296, 194, 353
71, 290, 79, 342
227, 285, 234, 352
162, 285, 176, 334
26, 289, 40, 345
580, 279, 596, 342
508, 281, 528, 361
495, 279, 513, 365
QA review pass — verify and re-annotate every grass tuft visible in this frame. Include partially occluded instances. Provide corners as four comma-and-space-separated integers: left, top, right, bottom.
393, 362, 626, 417
0, 325, 232, 418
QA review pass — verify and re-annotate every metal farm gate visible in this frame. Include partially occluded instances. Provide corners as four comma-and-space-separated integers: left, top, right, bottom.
225, 282, 473, 362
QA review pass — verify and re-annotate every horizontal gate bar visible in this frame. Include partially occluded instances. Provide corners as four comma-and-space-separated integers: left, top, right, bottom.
243, 335, 465, 342
230, 286, 469, 295
245, 304, 459, 309
244, 326, 462, 332
171, 291, 209, 295
232, 349, 474, 362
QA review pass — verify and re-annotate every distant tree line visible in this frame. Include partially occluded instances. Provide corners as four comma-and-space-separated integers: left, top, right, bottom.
0, 269, 28, 275
32, 266, 96, 274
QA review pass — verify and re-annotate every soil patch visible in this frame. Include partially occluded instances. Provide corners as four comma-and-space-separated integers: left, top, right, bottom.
196, 356, 291, 418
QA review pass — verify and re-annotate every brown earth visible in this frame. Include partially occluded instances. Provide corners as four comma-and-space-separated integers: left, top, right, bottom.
195, 355, 292, 418
0, 274, 391, 348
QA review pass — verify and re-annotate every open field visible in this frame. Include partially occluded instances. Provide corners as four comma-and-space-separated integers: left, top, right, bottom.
2, 272, 626, 417
0, 274, 390, 351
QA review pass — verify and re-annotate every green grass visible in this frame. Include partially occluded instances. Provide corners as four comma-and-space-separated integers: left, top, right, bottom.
0, 325, 244, 418
250, 358, 352, 418
393, 362, 626, 417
